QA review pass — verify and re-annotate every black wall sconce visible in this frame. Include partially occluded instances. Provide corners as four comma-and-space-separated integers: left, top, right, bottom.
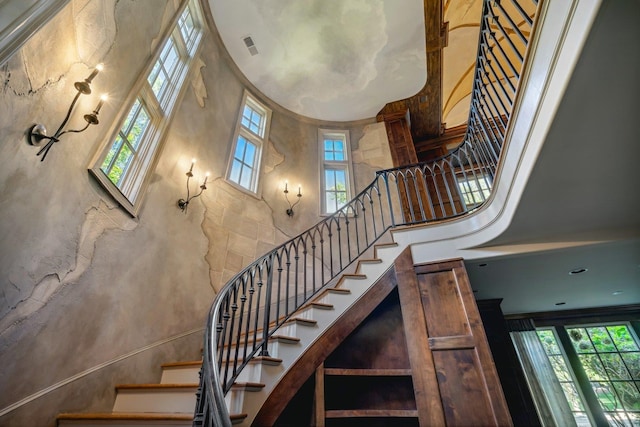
284, 181, 302, 216
177, 159, 209, 213
28, 64, 107, 161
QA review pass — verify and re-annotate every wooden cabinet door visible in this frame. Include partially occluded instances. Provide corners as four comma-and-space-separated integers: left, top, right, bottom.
395, 248, 512, 427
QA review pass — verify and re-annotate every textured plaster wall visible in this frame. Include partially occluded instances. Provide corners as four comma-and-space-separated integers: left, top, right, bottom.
0, 0, 390, 425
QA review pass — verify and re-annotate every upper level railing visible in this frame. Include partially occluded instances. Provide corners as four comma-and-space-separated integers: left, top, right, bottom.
194, 0, 539, 425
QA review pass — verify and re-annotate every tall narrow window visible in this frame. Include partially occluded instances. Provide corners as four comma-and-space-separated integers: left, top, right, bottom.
320, 130, 353, 214
226, 92, 271, 194
90, 0, 204, 216
537, 329, 594, 426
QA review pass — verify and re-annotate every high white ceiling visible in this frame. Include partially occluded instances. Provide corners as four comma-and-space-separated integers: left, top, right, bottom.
209, 0, 427, 121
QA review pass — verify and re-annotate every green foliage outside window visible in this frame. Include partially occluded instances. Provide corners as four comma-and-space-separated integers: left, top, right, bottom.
538, 325, 640, 427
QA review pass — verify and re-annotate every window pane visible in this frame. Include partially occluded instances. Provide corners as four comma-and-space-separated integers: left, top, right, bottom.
569, 328, 595, 353
325, 168, 348, 213
561, 382, 587, 411
324, 138, 346, 161
539, 330, 561, 354
123, 99, 142, 133
128, 108, 150, 149
239, 165, 253, 189
101, 136, 122, 173
612, 381, 640, 411
244, 141, 256, 163
149, 37, 180, 103
229, 135, 258, 191
241, 104, 264, 137
587, 327, 618, 352
623, 353, 640, 378
609, 325, 639, 351
178, 5, 196, 48
112, 144, 133, 185
230, 160, 242, 183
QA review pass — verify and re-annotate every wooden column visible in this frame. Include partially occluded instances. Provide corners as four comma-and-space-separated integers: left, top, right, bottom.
377, 109, 418, 168
395, 248, 513, 426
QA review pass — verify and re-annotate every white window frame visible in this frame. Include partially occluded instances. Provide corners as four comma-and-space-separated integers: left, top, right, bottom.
319, 129, 354, 215
225, 91, 271, 196
89, 0, 204, 216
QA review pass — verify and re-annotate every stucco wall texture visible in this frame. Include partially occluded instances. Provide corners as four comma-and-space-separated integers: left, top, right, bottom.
0, 1, 391, 426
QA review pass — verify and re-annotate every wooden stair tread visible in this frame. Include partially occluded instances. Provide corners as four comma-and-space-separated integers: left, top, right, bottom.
324, 368, 412, 376
286, 317, 317, 325
233, 356, 283, 366
271, 334, 300, 343
307, 301, 334, 309
358, 258, 383, 264
374, 242, 398, 248
248, 355, 283, 364
230, 413, 248, 422
325, 409, 418, 418
116, 383, 198, 390
57, 412, 193, 421
340, 273, 367, 279
322, 287, 351, 294
161, 360, 202, 368
231, 381, 265, 391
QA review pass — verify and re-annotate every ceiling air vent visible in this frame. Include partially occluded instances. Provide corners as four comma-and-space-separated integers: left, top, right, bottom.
243, 36, 259, 56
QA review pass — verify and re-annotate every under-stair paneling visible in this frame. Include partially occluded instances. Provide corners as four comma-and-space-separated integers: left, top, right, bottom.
395, 249, 513, 426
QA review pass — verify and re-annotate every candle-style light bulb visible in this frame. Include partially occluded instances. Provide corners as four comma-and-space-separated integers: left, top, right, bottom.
189, 158, 196, 173
94, 94, 108, 114
297, 184, 302, 197
85, 63, 104, 84
203, 172, 210, 185
284, 181, 288, 192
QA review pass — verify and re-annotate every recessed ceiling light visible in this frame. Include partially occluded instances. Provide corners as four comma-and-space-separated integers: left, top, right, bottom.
555, 302, 566, 306
612, 291, 624, 296
569, 268, 588, 275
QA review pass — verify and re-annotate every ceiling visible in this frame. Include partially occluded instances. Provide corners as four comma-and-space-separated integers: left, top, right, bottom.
207, 0, 640, 315
209, 0, 427, 122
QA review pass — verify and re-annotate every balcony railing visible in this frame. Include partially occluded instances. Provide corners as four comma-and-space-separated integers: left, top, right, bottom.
194, 0, 539, 425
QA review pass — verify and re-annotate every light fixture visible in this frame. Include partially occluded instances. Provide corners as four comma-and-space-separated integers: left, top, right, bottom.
284, 181, 302, 216
28, 64, 107, 161
569, 268, 588, 275
177, 159, 208, 213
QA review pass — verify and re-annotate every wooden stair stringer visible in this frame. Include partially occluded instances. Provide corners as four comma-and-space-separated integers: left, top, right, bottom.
227, 238, 406, 427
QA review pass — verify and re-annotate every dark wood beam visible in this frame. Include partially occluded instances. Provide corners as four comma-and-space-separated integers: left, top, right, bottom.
377, 0, 447, 145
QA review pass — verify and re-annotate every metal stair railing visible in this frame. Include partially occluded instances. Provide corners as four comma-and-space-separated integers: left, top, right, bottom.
194, 0, 540, 425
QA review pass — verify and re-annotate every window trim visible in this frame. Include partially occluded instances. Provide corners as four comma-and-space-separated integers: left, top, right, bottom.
318, 129, 355, 215
88, 0, 205, 217
224, 90, 272, 197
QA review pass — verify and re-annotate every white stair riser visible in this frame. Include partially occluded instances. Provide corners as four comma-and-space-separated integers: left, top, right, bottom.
225, 388, 247, 416
294, 306, 331, 321
112, 389, 197, 413
160, 366, 200, 384
357, 261, 390, 278
316, 291, 352, 306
